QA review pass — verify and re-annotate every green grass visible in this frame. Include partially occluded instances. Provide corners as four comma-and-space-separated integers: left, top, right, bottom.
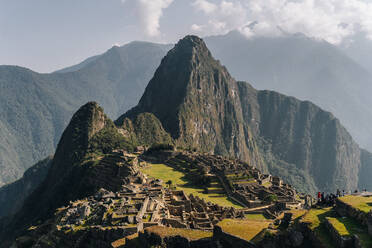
141, 163, 243, 208
146, 226, 212, 240
326, 217, 349, 236
300, 207, 336, 248
339, 195, 372, 213
326, 216, 372, 247
244, 214, 268, 221
217, 219, 271, 241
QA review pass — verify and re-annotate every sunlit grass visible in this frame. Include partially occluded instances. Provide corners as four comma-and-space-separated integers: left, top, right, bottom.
146, 226, 212, 240
326, 216, 372, 247
217, 219, 271, 241
339, 195, 372, 213
141, 163, 243, 208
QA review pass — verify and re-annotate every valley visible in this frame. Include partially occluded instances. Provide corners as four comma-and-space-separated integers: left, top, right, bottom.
2, 35, 372, 248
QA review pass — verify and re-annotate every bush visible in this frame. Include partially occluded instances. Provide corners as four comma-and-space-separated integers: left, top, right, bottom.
147, 143, 174, 153
264, 194, 278, 203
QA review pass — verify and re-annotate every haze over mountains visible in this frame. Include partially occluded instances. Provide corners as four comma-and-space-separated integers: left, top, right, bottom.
0, 42, 170, 186
116, 35, 372, 194
1, 30, 372, 193
2, 35, 372, 246
204, 31, 372, 152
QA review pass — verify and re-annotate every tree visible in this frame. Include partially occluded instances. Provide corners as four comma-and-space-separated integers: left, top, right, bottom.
166, 180, 173, 188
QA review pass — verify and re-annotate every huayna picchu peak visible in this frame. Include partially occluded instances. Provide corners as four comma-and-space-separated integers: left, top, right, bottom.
117, 35, 263, 171
117, 35, 371, 195
2, 35, 372, 248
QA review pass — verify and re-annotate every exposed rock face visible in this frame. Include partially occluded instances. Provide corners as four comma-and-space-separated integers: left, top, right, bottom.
117, 35, 367, 194
117, 35, 263, 167
204, 31, 372, 154
0, 156, 52, 218
238, 85, 361, 193
359, 149, 372, 190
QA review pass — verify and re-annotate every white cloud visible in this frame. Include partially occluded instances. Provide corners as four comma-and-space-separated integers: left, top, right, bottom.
123, 0, 173, 37
192, 0, 217, 14
191, 0, 246, 36
191, 0, 372, 44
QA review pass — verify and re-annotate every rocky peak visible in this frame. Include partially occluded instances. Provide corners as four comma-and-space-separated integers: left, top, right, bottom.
117, 35, 262, 166
46, 102, 107, 182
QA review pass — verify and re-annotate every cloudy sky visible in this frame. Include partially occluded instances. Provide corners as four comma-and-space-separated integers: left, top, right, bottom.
1, 0, 372, 72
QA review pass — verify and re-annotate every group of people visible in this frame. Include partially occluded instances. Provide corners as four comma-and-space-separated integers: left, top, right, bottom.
316, 189, 368, 206
316, 191, 339, 206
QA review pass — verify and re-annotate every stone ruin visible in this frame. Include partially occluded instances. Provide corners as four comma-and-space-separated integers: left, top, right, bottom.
159, 151, 304, 216
54, 148, 307, 242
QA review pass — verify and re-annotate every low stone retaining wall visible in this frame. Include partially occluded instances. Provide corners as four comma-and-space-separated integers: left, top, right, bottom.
335, 199, 368, 226
324, 218, 354, 248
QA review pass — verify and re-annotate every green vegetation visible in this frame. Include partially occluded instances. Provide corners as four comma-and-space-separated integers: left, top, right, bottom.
146, 226, 212, 240
217, 219, 271, 241
0, 41, 169, 188
339, 195, 372, 213
140, 163, 243, 208
244, 214, 268, 221
146, 143, 174, 153
264, 194, 278, 203
300, 207, 336, 248
326, 217, 349, 236
89, 120, 135, 154
121, 113, 173, 147
326, 216, 372, 247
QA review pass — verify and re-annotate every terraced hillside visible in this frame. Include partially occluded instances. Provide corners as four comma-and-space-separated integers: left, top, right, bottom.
300, 195, 372, 248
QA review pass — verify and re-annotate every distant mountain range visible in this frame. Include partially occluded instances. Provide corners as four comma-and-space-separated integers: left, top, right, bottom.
1, 30, 372, 192
0, 42, 170, 186
117, 35, 372, 194
204, 31, 372, 153
2, 35, 372, 246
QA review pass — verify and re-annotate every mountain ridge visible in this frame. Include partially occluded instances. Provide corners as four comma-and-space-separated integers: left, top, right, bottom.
117, 35, 371, 194
0, 41, 170, 186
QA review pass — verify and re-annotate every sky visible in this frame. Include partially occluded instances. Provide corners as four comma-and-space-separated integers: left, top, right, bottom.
1, 0, 372, 72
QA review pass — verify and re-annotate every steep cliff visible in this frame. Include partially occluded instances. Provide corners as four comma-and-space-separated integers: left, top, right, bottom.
117, 35, 368, 194
237, 83, 361, 193
117, 36, 262, 166
359, 149, 372, 190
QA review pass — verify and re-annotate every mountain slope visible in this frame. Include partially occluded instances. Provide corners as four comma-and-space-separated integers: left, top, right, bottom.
117, 36, 262, 167
1, 102, 135, 243
118, 35, 369, 194
0, 156, 52, 218
0, 42, 170, 186
204, 31, 372, 152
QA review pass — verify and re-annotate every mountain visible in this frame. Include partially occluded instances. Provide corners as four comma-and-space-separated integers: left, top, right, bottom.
3, 35, 372, 247
340, 32, 372, 75
117, 36, 262, 167
0, 102, 136, 244
204, 31, 372, 152
0, 41, 170, 186
117, 35, 372, 194
0, 156, 52, 218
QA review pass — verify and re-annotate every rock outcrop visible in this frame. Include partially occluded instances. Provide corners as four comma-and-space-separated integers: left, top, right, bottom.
0, 102, 134, 245
117, 35, 368, 194
117, 35, 263, 169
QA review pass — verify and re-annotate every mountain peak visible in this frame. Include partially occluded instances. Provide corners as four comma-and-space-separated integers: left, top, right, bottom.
51, 101, 106, 172
117, 35, 261, 167
116, 35, 224, 132
174, 35, 208, 51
